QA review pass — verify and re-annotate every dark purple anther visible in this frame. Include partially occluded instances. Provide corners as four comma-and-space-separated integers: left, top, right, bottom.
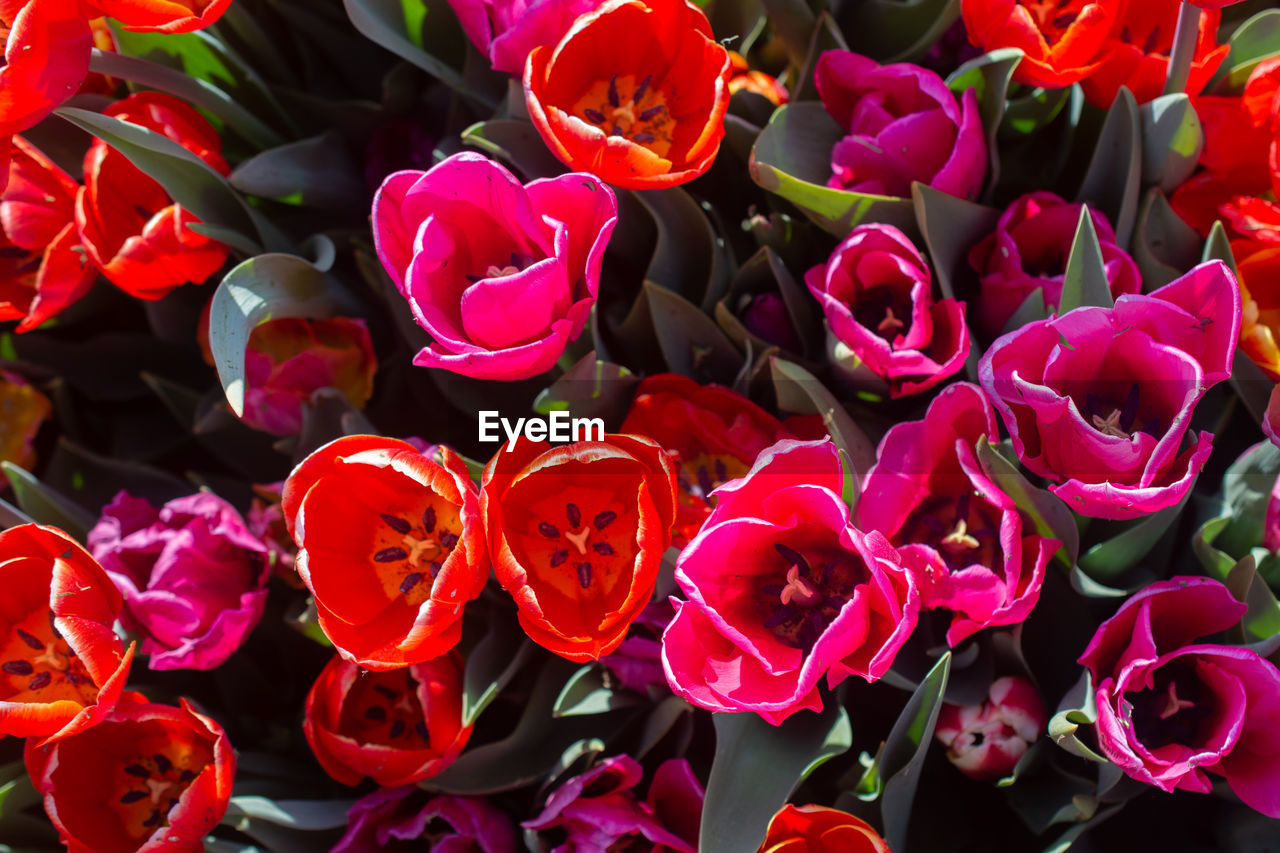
120, 791, 148, 804
440, 533, 459, 549
608, 75, 620, 108
389, 720, 406, 739
593, 511, 616, 530
696, 465, 713, 497
539, 522, 560, 538
593, 542, 614, 556
633, 133, 656, 144
639, 104, 665, 122
365, 705, 387, 721
380, 514, 411, 535
634, 74, 652, 103
773, 544, 810, 577
153, 754, 172, 774
577, 562, 593, 588
16, 629, 43, 651
422, 506, 437, 533
124, 764, 150, 779
374, 547, 408, 563
28, 672, 51, 690
550, 549, 569, 567
566, 503, 581, 528
400, 572, 423, 594
415, 720, 430, 740
2, 660, 33, 676
714, 458, 729, 483
584, 108, 607, 124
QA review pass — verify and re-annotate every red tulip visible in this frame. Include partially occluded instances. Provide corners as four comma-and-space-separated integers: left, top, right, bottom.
0, 523, 134, 745
83, 0, 231, 33
282, 436, 489, 670
304, 652, 471, 787
960, 0, 1121, 89
0, 137, 98, 331
24, 691, 234, 853
481, 434, 678, 661
75, 92, 229, 300
0, 0, 92, 137
759, 804, 891, 853
524, 0, 732, 189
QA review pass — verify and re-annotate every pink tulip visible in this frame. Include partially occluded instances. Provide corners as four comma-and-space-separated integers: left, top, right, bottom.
805, 223, 969, 398
333, 786, 516, 853
860, 382, 1058, 645
373, 152, 617, 381
88, 491, 270, 670
816, 50, 986, 200
1079, 577, 1280, 818
661, 439, 922, 725
978, 261, 1241, 520
446, 0, 603, 76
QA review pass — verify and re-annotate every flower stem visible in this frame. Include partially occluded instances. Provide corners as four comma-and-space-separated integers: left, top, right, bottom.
1163, 2, 1201, 96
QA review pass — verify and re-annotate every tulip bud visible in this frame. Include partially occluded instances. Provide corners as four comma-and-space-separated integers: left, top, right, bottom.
934, 676, 1046, 781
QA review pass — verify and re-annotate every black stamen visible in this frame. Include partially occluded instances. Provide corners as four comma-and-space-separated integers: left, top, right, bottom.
364, 705, 387, 721
584, 108, 606, 124
153, 754, 172, 774
566, 503, 581, 528
714, 458, 729, 483
1144, 26, 1161, 55
48, 611, 61, 640
1051, 12, 1077, 28
440, 533, 458, 549
67, 671, 91, 686
577, 562, 593, 588
593, 511, 616, 530
764, 605, 795, 629
464, 273, 483, 283
634, 75, 652, 103
28, 672, 51, 690
639, 104, 665, 122
2, 660, 33, 676
633, 133, 656, 144
119, 791, 148, 804
389, 720, 406, 739
179, 770, 196, 783
380, 514, 411, 535
593, 542, 614, 556
611, 125, 624, 136
697, 465, 713, 497
415, 720, 430, 740
421, 506, 436, 533
608, 75, 620, 108
550, 549, 569, 567
373, 684, 397, 700
774, 544, 811, 577
539, 522, 560, 538
1119, 384, 1141, 432
374, 547, 408, 563
142, 810, 163, 828
429, 560, 443, 576
124, 764, 151, 779
15, 629, 43, 650
400, 573, 423, 595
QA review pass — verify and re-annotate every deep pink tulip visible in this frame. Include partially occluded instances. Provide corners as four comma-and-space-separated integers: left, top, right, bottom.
661, 439, 922, 725
968, 192, 1141, 337
446, 0, 603, 76
333, 786, 516, 853
523, 755, 703, 852
815, 50, 986, 200
1079, 577, 1280, 818
373, 152, 617, 380
806, 223, 969, 398
978, 261, 1241, 520
87, 491, 269, 670
860, 382, 1058, 645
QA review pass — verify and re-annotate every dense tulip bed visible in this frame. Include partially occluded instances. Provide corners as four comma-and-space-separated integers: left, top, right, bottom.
2, 0, 1280, 851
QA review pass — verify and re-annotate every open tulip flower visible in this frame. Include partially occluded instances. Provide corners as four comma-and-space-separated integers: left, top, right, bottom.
83, 0, 231, 33
0, 0, 92, 138
759, 804, 892, 853
979, 261, 1241, 520
24, 691, 234, 853
0, 524, 134, 744
481, 433, 677, 661
283, 436, 488, 670
960, 0, 1120, 89
523, 0, 732, 189
304, 652, 471, 787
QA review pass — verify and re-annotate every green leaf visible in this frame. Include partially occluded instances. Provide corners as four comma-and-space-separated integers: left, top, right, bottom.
1002, 85, 1073, 138
208, 255, 349, 417
974, 438, 1079, 567
1058, 206, 1115, 314
1076, 487, 1191, 580
1139, 93, 1203, 192
1048, 671, 1109, 764
946, 48, 1023, 192
229, 131, 365, 210
1001, 289, 1050, 335
770, 357, 877, 482
1, 464, 96, 541
1041, 805, 1124, 853
1216, 441, 1280, 559
749, 103, 917, 238
700, 700, 851, 853
1225, 554, 1280, 642
633, 188, 733, 312
54, 107, 284, 253
853, 652, 951, 852
716, 247, 823, 363
1076, 87, 1142, 247
759, 0, 816, 68
343, 0, 496, 109
1134, 187, 1203, 291
843, 0, 961, 64
552, 664, 643, 717
0, 496, 35, 530
1202, 219, 1240, 274
87, 49, 285, 151
460, 120, 565, 181
461, 615, 536, 726
790, 12, 849, 103
1218, 9, 1280, 91
645, 282, 743, 384
911, 183, 1002, 301
223, 797, 355, 830
533, 351, 638, 427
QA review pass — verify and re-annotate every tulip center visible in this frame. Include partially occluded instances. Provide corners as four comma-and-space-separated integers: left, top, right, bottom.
0, 608, 98, 705
897, 493, 1001, 575
370, 500, 462, 606
1081, 384, 1151, 440
465, 252, 534, 284
115, 744, 212, 840
675, 451, 748, 510
853, 285, 913, 346
1023, 0, 1095, 46
1129, 663, 1213, 750
341, 667, 433, 749
529, 500, 628, 601
572, 74, 674, 157
757, 538, 868, 653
